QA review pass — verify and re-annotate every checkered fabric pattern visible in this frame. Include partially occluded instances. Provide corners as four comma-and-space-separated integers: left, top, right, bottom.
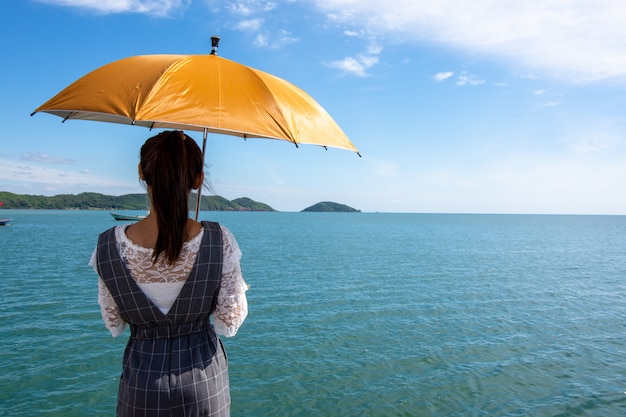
96, 221, 230, 417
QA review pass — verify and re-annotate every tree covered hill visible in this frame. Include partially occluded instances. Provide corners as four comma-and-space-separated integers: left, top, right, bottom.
0, 191, 275, 211
301, 201, 360, 212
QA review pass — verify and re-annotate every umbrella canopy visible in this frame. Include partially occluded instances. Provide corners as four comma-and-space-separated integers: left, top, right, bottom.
33, 39, 359, 218
33, 47, 359, 154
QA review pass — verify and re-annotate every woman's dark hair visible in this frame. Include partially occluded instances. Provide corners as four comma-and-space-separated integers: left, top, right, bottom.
140, 130, 204, 264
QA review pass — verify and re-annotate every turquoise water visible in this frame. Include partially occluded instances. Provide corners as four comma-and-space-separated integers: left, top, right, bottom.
1, 210, 625, 416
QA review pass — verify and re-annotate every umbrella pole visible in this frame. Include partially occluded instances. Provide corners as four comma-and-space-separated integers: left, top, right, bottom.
194, 128, 208, 220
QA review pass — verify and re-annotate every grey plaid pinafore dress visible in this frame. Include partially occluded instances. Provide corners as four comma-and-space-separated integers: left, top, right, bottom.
95, 221, 230, 417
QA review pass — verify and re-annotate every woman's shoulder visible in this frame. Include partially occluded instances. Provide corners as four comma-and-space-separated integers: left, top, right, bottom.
112, 224, 157, 253
200, 221, 234, 239
218, 224, 233, 236
200, 221, 239, 252
219, 225, 241, 259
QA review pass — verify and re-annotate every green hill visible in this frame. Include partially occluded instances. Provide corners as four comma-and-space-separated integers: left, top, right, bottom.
231, 197, 275, 211
0, 191, 275, 211
301, 201, 360, 212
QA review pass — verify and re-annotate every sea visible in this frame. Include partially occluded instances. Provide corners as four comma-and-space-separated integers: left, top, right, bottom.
1, 210, 625, 417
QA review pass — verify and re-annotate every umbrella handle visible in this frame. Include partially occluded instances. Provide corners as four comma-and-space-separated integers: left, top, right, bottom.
194, 129, 208, 220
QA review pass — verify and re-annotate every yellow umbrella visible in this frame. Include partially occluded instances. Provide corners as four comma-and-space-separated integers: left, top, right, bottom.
33, 37, 359, 217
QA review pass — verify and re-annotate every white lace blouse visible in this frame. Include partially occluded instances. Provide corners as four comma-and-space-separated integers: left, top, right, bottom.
90, 225, 248, 338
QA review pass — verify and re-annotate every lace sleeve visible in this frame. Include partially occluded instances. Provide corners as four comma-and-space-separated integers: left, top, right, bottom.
90, 247, 127, 337
98, 278, 128, 337
213, 226, 249, 337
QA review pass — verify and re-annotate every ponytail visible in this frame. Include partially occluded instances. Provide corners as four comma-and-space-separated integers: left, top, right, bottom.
139, 131, 204, 264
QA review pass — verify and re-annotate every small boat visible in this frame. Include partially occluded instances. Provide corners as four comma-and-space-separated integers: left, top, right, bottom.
0, 217, 13, 226
110, 212, 146, 221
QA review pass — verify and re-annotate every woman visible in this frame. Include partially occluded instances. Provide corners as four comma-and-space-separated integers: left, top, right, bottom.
90, 130, 248, 417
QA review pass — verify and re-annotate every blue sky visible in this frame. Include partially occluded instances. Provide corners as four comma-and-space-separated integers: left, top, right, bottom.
1, 0, 625, 214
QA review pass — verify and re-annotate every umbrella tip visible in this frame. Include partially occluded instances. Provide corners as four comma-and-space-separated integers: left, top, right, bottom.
210, 36, 220, 55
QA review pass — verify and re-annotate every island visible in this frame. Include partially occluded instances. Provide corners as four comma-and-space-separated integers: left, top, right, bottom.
301, 201, 361, 212
0, 191, 275, 211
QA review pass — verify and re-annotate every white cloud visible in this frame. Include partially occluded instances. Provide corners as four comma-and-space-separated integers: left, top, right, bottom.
326, 55, 379, 77
313, 0, 626, 83
563, 132, 623, 155
21, 153, 75, 165
0, 159, 138, 195
36, 0, 190, 17
383, 153, 626, 214
278, 29, 299, 45
359, 54, 379, 68
252, 29, 299, 48
227, 1, 254, 15
365, 41, 383, 55
254, 33, 269, 47
456, 74, 485, 86
327, 38, 382, 76
326, 57, 366, 76
235, 18, 264, 31
433, 71, 454, 81
473, 156, 626, 214
227, 2, 298, 49
227, 0, 277, 15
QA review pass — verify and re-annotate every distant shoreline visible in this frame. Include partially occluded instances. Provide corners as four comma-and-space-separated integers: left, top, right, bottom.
0, 191, 274, 211
0, 191, 360, 213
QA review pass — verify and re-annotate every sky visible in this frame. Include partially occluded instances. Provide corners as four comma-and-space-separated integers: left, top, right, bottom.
1, 0, 626, 214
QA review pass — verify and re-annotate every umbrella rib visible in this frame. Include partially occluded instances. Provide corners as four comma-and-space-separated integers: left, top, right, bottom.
265, 111, 299, 147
